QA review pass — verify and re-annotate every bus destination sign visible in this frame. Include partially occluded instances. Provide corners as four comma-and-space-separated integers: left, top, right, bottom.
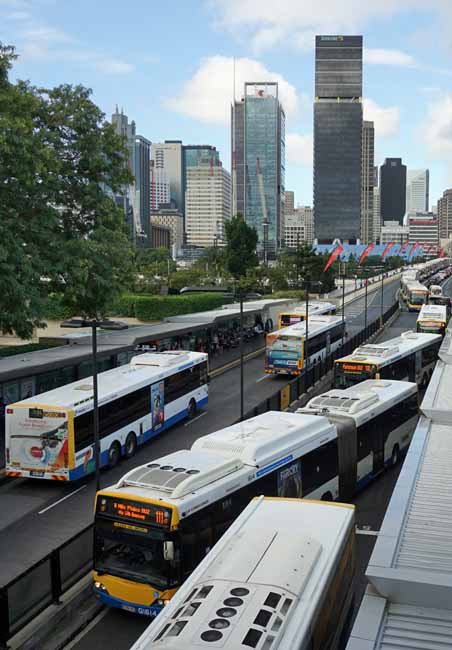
97, 496, 172, 529
340, 363, 373, 373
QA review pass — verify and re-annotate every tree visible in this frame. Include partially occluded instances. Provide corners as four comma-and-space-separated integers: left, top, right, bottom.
0, 43, 134, 335
224, 214, 258, 280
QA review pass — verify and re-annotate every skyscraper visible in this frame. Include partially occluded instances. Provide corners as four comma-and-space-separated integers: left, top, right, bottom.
438, 188, 452, 240
361, 121, 375, 244
231, 82, 285, 257
406, 169, 429, 214
380, 158, 406, 224
150, 162, 170, 210
313, 35, 363, 244
372, 166, 381, 242
111, 107, 150, 244
151, 141, 184, 213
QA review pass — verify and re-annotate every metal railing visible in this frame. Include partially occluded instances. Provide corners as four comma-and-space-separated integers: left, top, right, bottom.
0, 300, 399, 647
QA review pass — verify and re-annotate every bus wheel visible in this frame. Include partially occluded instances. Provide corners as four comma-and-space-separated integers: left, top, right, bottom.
391, 444, 400, 467
108, 442, 121, 468
321, 491, 333, 502
187, 398, 197, 419
125, 432, 137, 459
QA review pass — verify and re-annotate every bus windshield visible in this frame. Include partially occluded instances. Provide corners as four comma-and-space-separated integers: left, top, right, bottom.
410, 292, 427, 305
94, 528, 178, 590
334, 362, 376, 388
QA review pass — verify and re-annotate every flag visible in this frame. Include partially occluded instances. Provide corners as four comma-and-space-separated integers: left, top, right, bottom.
323, 244, 344, 273
398, 240, 410, 255
439, 248, 446, 258
358, 243, 375, 266
408, 242, 420, 258
381, 242, 395, 261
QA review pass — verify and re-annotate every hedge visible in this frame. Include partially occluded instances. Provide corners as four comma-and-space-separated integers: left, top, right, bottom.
111, 293, 233, 321
0, 342, 62, 358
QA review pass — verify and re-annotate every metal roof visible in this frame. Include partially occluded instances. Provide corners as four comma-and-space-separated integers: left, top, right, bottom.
337, 331, 442, 366
366, 417, 452, 609
274, 314, 343, 337
421, 360, 452, 424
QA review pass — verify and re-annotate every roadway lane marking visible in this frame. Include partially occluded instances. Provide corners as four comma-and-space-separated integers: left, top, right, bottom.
256, 375, 270, 382
38, 484, 87, 515
355, 527, 379, 536
184, 411, 207, 427
62, 606, 110, 650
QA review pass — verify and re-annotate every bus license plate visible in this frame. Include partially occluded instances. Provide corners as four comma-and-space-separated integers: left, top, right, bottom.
30, 471, 45, 477
122, 605, 136, 613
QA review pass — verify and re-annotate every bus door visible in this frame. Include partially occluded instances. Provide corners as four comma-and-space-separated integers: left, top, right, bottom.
328, 415, 357, 501
406, 353, 417, 383
326, 331, 331, 356
371, 421, 384, 475
415, 350, 422, 383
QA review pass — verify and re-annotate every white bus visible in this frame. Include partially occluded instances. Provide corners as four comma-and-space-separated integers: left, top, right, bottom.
5, 351, 208, 481
416, 304, 448, 336
400, 278, 429, 311
277, 301, 337, 329
131, 497, 356, 650
92, 380, 416, 616
334, 331, 441, 389
265, 315, 344, 375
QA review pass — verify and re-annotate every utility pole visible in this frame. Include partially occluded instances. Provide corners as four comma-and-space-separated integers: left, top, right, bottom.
340, 262, 346, 347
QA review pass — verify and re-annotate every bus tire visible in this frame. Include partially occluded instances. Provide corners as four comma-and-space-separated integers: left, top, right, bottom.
108, 441, 121, 468
125, 432, 137, 459
391, 444, 400, 467
321, 491, 333, 502
187, 398, 197, 419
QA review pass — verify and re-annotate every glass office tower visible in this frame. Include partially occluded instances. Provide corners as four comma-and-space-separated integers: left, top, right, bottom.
232, 82, 285, 257
313, 35, 363, 244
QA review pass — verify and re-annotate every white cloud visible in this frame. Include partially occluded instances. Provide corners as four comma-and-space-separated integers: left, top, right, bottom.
166, 55, 299, 125
94, 58, 134, 75
364, 48, 416, 67
209, 0, 426, 51
6, 10, 31, 19
424, 92, 452, 163
286, 132, 313, 167
363, 98, 400, 137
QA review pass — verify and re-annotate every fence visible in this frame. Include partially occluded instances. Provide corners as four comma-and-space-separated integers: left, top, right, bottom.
0, 300, 399, 647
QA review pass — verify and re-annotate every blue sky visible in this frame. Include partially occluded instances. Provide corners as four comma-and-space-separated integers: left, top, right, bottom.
3, 0, 452, 208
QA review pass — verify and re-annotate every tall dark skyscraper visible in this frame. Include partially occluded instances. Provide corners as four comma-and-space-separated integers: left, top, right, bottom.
313, 35, 363, 243
232, 82, 285, 257
380, 158, 406, 224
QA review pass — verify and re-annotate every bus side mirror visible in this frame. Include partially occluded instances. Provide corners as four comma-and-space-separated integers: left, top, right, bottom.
163, 541, 175, 561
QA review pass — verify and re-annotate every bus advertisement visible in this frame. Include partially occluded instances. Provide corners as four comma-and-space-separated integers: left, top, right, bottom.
6, 351, 208, 481
277, 301, 337, 329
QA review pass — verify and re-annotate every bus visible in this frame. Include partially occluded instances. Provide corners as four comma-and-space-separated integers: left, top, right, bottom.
5, 351, 208, 481
277, 301, 337, 329
416, 304, 448, 336
429, 284, 443, 298
130, 496, 356, 650
334, 331, 441, 389
265, 315, 344, 376
400, 279, 429, 311
92, 380, 416, 616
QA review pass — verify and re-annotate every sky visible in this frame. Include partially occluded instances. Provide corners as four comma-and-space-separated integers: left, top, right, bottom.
3, 0, 452, 208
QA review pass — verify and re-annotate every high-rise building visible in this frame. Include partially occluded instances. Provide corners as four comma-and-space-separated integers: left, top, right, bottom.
150, 207, 184, 255
313, 35, 363, 243
281, 190, 295, 241
231, 82, 285, 257
406, 169, 429, 214
380, 158, 406, 224
372, 167, 381, 243
185, 160, 231, 248
151, 141, 184, 214
284, 207, 314, 248
438, 189, 452, 239
380, 221, 409, 245
111, 107, 151, 244
408, 212, 439, 248
150, 163, 170, 210
361, 121, 375, 243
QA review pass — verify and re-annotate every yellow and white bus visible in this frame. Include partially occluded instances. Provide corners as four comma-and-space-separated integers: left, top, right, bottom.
277, 301, 337, 329
93, 381, 416, 617
334, 331, 441, 389
400, 278, 429, 311
416, 304, 448, 337
5, 351, 208, 481
265, 315, 344, 375
130, 497, 356, 650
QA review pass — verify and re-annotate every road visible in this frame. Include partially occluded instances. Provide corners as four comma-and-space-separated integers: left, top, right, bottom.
0, 277, 402, 588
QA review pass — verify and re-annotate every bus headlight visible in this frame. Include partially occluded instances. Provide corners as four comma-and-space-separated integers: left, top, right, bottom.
157, 599, 170, 607
94, 581, 108, 593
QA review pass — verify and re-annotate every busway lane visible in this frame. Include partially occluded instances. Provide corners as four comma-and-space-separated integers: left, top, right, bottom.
0, 278, 401, 587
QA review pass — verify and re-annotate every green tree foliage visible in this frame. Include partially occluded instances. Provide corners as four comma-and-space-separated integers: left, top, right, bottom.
0, 44, 133, 335
224, 214, 258, 280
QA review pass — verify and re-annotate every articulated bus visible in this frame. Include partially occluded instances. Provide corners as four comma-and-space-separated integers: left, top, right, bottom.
334, 331, 441, 389
400, 279, 429, 311
416, 304, 448, 337
265, 315, 344, 375
131, 497, 356, 650
93, 380, 416, 617
277, 301, 337, 329
5, 351, 208, 481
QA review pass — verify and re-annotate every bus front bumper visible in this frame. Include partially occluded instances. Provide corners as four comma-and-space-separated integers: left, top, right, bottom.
93, 586, 163, 618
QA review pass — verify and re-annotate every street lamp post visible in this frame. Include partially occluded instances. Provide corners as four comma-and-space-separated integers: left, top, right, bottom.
364, 273, 368, 333
239, 292, 244, 421
61, 318, 128, 493
380, 271, 384, 327
339, 262, 346, 348
304, 273, 309, 371
263, 219, 269, 267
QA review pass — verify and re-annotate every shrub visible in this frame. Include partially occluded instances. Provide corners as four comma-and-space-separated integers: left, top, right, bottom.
110, 293, 233, 321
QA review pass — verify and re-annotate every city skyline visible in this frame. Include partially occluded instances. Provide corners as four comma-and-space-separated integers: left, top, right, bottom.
4, 2, 452, 208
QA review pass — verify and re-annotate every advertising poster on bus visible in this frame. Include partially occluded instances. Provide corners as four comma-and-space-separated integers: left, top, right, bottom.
151, 381, 165, 431
7, 407, 69, 476
266, 333, 301, 369
277, 461, 302, 498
